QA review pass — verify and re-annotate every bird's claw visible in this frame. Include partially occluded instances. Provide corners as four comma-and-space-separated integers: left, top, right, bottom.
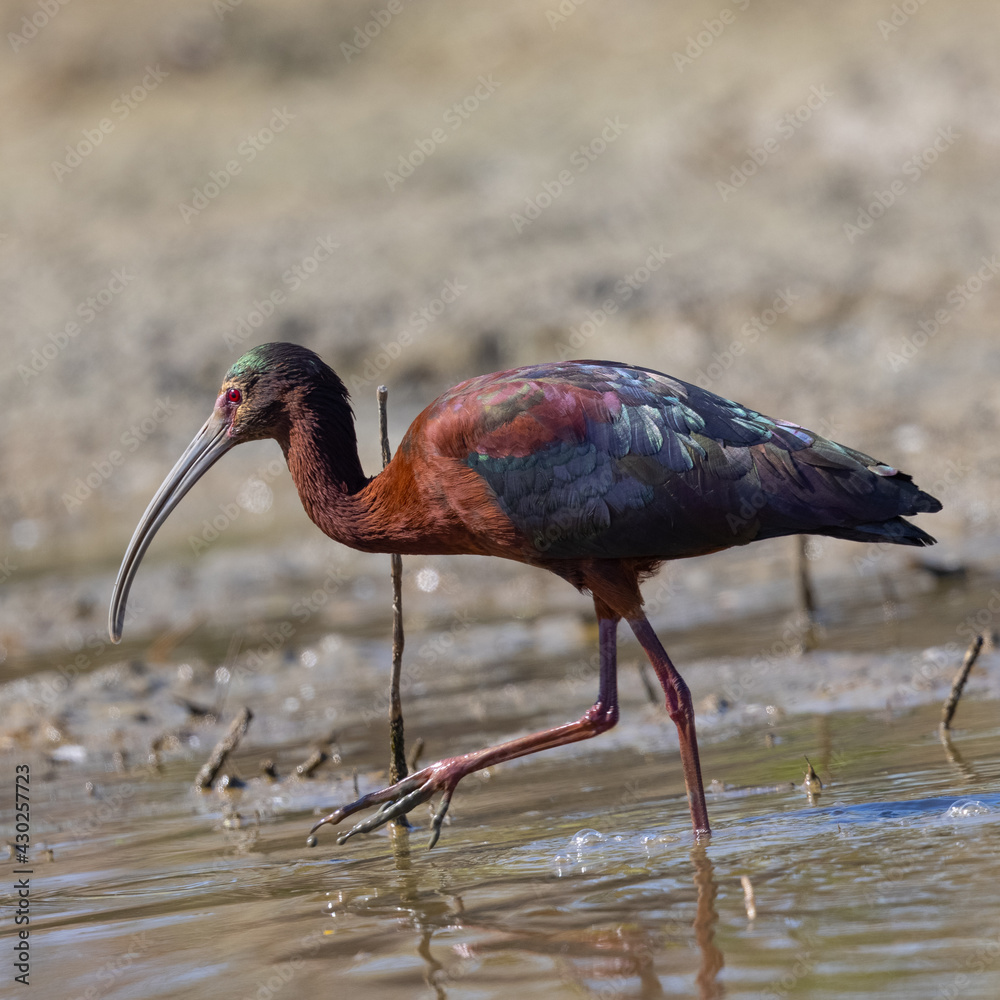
426, 787, 455, 849
307, 764, 459, 849
335, 782, 432, 845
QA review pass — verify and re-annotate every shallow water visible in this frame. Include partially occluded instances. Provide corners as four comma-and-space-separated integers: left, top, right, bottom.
9, 701, 1000, 1000
3, 564, 1000, 999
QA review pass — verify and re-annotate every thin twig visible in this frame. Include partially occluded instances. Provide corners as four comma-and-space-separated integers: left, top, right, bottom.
796, 536, 815, 619
295, 748, 329, 778
802, 756, 823, 790
795, 536, 818, 651
802, 756, 822, 805
407, 736, 425, 774
378, 385, 410, 826
940, 634, 984, 731
636, 659, 660, 706
195, 707, 253, 789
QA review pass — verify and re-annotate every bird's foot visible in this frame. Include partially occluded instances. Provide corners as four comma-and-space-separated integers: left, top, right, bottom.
307, 758, 463, 850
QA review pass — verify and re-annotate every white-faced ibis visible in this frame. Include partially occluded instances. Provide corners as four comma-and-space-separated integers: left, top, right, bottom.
109, 343, 941, 846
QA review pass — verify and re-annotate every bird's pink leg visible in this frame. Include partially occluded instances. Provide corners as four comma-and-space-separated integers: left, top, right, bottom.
308, 618, 621, 848
627, 615, 711, 838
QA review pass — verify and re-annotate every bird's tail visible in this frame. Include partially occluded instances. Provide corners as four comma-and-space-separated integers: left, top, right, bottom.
810, 471, 941, 546
817, 515, 937, 547
750, 423, 944, 550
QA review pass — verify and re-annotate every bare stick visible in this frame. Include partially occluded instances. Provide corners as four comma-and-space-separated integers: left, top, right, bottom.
795, 536, 815, 619
195, 707, 252, 789
795, 536, 818, 651
295, 749, 329, 778
407, 736, 425, 774
378, 385, 410, 824
802, 756, 822, 805
941, 634, 984, 731
636, 659, 659, 706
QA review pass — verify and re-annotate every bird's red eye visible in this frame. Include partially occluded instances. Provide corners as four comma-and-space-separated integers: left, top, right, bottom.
226, 387, 242, 404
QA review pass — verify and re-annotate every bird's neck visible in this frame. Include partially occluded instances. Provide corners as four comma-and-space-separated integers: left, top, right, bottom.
278, 387, 436, 553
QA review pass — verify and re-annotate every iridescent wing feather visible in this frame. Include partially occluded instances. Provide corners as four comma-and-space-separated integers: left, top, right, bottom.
425, 362, 940, 560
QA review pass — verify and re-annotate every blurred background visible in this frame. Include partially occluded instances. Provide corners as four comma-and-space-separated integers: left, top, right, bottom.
2, 0, 998, 663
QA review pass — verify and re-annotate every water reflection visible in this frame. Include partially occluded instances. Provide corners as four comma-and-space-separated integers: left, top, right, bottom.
691, 847, 724, 1000
938, 726, 979, 784
14, 693, 1000, 999
316, 827, 728, 999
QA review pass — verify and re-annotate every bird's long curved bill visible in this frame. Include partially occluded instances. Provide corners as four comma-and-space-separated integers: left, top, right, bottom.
108, 411, 234, 643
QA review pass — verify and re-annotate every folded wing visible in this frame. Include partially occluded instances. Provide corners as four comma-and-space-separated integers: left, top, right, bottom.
425, 361, 940, 560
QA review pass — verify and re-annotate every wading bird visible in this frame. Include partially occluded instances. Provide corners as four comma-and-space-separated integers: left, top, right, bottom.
109, 343, 940, 846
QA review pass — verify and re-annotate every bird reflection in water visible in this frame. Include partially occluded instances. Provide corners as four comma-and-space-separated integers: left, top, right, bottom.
307, 831, 725, 998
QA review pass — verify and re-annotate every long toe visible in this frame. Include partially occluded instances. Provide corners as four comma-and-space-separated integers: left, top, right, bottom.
336, 780, 439, 844
426, 787, 456, 849
306, 760, 459, 846
307, 772, 425, 836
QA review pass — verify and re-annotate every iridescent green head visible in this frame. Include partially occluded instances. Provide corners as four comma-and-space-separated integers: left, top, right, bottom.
220, 342, 348, 443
